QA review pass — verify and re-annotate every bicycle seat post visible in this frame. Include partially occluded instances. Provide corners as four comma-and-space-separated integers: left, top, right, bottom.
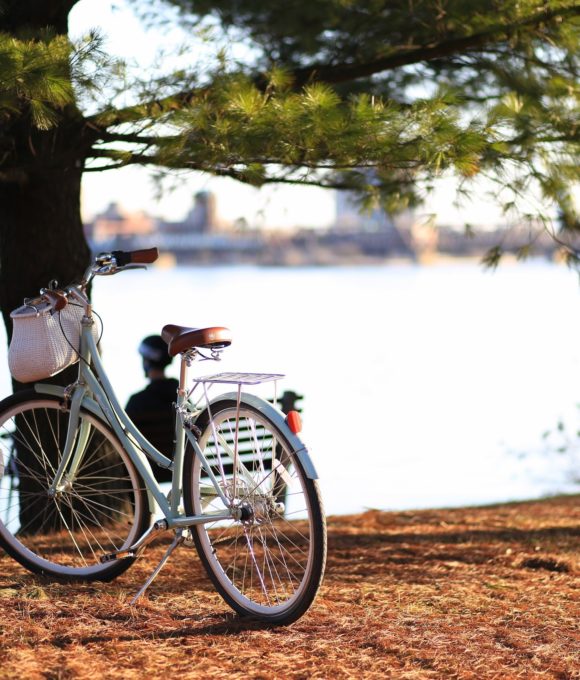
167, 350, 196, 517
178, 350, 196, 399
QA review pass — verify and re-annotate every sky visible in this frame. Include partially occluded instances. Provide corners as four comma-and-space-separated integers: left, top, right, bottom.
70, 0, 510, 229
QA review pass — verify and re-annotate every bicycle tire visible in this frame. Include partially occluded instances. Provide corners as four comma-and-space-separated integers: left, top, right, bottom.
183, 398, 326, 625
0, 390, 151, 581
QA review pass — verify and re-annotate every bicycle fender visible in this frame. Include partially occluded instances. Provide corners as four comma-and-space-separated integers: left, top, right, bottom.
199, 391, 319, 480
34, 383, 65, 398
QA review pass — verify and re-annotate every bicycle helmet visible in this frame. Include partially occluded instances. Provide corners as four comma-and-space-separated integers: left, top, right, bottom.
138, 334, 172, 371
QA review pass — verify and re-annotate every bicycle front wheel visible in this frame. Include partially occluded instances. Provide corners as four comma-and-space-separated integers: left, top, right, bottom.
0, 391, 150, 581
183, 399, 326, 625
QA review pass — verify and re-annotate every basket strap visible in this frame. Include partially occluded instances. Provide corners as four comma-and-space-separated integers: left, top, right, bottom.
43, 290, 67, 311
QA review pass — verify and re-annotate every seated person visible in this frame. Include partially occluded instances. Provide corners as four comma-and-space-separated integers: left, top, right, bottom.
125, 335, 178, 483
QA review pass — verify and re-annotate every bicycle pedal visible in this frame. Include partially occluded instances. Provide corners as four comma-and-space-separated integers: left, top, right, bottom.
100, 549, 136, 563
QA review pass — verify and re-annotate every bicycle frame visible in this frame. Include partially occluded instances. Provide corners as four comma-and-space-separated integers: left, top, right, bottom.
39, 313, 234, 530
29, 260, 319, 554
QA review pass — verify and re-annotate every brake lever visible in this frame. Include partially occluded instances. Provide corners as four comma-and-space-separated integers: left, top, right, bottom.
119, 264, 147, 272
94, 263, 147, 276
94, 263, 117, 276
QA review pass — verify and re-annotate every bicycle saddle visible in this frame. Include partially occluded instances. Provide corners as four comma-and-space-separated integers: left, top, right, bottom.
161, 324, 232, 356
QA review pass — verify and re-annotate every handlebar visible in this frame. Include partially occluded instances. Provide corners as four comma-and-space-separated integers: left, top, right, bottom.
111, 248, 159, 267
85, 247, 159, 282
23, 247, 160, 314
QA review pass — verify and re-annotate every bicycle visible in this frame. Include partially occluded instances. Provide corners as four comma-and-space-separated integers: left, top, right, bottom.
0, 248, 326, 625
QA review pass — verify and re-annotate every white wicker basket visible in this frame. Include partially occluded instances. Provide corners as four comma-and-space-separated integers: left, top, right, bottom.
8, 301, 97, 383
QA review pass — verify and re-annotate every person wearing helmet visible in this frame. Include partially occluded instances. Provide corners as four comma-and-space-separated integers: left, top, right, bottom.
125, 335, 178, 483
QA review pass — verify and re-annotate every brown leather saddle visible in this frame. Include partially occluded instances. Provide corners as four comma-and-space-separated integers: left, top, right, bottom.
161, 324, 232, 357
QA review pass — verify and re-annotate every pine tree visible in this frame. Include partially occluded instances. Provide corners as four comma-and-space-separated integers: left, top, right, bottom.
0, 0, 579, 324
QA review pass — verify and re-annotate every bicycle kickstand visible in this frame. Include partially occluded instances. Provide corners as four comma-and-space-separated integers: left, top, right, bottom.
130, 530, 185, 605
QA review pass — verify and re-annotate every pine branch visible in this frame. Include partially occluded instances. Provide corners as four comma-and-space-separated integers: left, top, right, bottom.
85, 86, 211, 129
88, 126, 166, 145
83, 153, 158, 171
289, 3, 580, 86
208, 167, 361, 190
84, 3, 580, 140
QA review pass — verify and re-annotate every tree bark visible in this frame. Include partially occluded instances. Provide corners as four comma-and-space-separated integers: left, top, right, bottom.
0, 163, 91, 343
0, 2, 104, 535
0, 0, 112, 534
0, 153, 136, 536
0, 122, 100, 532
0, 0, 92, 339
0, 0, 80, 33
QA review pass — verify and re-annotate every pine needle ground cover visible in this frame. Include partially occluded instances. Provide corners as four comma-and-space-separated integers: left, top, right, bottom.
0, 495, 578, 679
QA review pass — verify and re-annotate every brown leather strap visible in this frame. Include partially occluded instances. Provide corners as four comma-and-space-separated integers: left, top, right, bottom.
43, 290, 68, 311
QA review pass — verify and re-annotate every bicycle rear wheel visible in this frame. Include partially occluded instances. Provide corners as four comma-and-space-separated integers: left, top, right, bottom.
183, 399, 326, 625
0, 391, 150, 581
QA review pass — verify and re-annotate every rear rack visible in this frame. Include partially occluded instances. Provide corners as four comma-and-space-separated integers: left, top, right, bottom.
193, 372, 285, 385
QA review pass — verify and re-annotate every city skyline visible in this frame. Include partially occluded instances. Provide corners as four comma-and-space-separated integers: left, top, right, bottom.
84, 188, 558, 268
81, 164, 512, 232
85, 187, 416, 237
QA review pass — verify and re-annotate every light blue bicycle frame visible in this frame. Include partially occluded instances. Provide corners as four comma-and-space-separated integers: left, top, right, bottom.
36, 308, 319, 547
13, 256, 322, 606
38, 314, 234, 532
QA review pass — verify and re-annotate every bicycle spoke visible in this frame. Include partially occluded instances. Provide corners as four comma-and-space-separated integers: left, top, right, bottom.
14, 499, 59, 537
59, 495, 103, 563
188, 400, 325, 622
63, 492, 121, 556
262, 521, 309, 572
255, 526, 284, 604
66, 490, 135, 521
29, 409, 58, 478
243, 526, 270, 603
0, 397, 146, 577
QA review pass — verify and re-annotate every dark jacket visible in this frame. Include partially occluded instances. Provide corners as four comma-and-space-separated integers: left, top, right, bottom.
125, 378, 179, 483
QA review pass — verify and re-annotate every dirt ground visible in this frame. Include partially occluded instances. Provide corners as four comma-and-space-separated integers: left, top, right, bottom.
0, 495, 578, 679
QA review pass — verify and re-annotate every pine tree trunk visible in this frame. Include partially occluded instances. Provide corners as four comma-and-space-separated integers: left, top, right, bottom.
0, 164, 132, 537
0, 164, 91, 337
0, 150, 91, 392
0, 0, 90, 332
0, 2, 131, 539
0, 151, 95, 534
0, 161, 94, 533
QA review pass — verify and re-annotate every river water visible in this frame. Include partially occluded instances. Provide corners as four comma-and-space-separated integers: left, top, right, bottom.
1, 259, 579, 516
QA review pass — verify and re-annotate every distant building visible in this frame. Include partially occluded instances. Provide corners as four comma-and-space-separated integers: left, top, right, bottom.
335, 191, 390, 231
163, 191, 229, 235
334, 190, 414, 233
330, 190, 418, 258
85, 202, 157, 243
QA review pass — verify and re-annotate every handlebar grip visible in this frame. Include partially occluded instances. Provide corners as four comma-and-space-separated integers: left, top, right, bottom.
130, 247, 159, 264
112, 248, 159, 267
